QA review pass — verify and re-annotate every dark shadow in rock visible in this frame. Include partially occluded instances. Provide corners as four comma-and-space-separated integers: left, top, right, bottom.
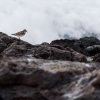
86, 45, 100, 56
93, 53, 100, 62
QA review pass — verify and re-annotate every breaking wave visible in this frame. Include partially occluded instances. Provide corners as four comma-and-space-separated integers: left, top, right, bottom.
0, 0, 100, 44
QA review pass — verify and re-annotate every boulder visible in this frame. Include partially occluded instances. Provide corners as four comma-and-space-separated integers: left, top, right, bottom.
34, 46, 87, 62
72, 51, 87, 62
73, 37, 100, 54
34, 46, 72, 61
85, 45, 100, 56
75, 70, 100, 100
1, 40, 34, 58
0, 57, 99, 100
50, 37, 100, 55
78, 37, 100, 48
50, 39, 76, 48
0, 32, 100, 100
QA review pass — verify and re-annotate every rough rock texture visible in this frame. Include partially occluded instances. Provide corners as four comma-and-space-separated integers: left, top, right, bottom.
0, 57, 100, 100
51, 37, 100, 55
85, 45, 100, 56
34, 46, 87, 62
0, 32, 87, 62
0, 32, 100, 100
93, 53, 100, 62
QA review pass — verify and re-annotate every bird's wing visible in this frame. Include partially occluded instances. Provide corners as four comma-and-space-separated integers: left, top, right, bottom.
11, 31, 22, 35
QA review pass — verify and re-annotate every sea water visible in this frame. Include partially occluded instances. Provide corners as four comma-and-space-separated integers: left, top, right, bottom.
0, 0, 100, 44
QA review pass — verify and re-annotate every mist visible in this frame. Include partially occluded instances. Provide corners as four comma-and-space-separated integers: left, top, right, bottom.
0, 0, 100, 44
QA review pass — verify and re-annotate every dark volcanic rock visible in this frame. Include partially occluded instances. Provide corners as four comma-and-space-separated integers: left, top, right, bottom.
72, 51, 87, 62
78, 37, 100, 48
85, 45, 100, 56
74, 37, 100, 54
50, 37, 100, 55
0, 58, 76, 87
0, 32, 14, 45
1, 40, 34, 57
75, 70, 100, 100
50, 44, 65, 50
0, 42, 7, 53
0, 57, 99, 100
93, 53, 100, 62
0, 32, 87, 62
34, 46, 87, 62
47, 47, 72, 61
0, 32, 34, 58
0, 32, 100, 100
34, 46, 51, 59
0, 58, 76, 100
50, 39, 76, 48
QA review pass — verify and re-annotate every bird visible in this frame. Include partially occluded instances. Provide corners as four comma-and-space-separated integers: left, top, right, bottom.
11, 29, 27, 39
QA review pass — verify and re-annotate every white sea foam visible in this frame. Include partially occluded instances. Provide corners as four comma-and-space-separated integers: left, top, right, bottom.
0, 0, 100, 44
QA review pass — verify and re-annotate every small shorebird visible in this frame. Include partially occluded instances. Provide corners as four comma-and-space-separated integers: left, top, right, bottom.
11, 29, 27, 39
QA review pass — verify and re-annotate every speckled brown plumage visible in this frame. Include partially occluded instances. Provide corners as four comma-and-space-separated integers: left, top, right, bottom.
11, 29, 27, 39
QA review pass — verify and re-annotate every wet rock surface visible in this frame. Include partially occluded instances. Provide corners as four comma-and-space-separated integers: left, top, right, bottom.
0, 32, 100, 100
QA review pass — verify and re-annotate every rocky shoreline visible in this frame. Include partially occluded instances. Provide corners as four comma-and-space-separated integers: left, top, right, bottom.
0, 32, 100, 100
